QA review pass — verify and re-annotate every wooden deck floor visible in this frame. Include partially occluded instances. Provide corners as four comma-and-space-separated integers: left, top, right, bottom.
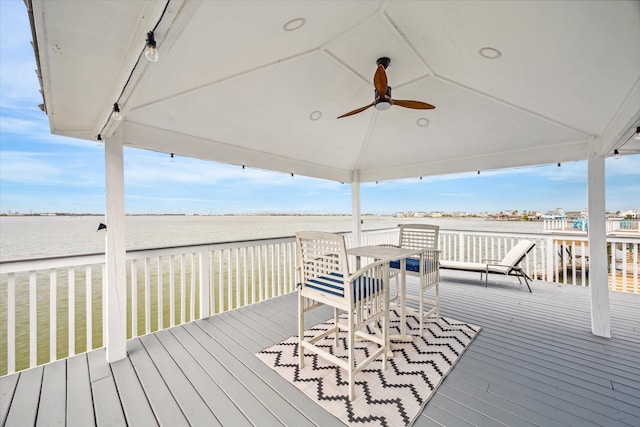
1, 273, 639, 426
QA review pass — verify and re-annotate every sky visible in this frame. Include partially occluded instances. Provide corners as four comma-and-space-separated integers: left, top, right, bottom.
0, 1, 638, 216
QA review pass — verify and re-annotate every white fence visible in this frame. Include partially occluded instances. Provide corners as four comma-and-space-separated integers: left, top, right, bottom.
543, 218, 639, 232
0, 227, 637, 376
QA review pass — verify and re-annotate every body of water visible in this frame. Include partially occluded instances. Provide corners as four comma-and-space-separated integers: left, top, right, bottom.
0, 215, 544, 261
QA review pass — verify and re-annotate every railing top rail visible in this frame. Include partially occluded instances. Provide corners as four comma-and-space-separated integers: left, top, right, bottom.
2, 226, 637, 273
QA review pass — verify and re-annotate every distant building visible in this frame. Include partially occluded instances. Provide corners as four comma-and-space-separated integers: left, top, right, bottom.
619, 209, 640, 219
541, 209, 566, 220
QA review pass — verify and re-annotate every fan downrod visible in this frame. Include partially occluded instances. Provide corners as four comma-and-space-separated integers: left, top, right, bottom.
376, 57, 390, 69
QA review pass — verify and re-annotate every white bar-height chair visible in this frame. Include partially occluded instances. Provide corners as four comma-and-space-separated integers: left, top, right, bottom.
387, 224, 440, 336
296, 231, 389, 401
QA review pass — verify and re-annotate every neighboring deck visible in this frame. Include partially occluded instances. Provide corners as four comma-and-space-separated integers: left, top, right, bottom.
1, 273, 639, 426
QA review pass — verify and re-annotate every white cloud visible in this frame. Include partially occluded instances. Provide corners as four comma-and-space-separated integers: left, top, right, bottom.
0, 150, 103, 186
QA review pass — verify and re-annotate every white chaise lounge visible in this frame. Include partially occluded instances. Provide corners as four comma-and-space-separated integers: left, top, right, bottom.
439, 239, 535, 292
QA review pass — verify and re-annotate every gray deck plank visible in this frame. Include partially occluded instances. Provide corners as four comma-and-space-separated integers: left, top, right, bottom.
193, 318, 318, 427
202, 313, 345, 427
127, 338, 189, 427
437, 380, 558, 426
87, 349, 126, 427
110, 356, 158, 426
36, 360, 66, 426
4, 366, 42, 427
0, 371, 18, 425
413, 402, 476, 427
178, 322, 283, 426
212, 322, 345, 427
138, 333, 221, 426
156, 328, 251, 426
65, 354, 95, 427
422, 279, 640, 427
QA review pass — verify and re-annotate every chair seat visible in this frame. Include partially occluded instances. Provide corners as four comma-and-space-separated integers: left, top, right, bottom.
304, 273, 382, 300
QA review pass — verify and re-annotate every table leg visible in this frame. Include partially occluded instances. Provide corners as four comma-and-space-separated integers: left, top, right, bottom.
390, 257, 413, 343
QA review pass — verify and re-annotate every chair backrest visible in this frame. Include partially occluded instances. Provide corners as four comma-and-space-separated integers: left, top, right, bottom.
398, 224, 439, 250
296, 231, 350, 294
500, 239, 535, 268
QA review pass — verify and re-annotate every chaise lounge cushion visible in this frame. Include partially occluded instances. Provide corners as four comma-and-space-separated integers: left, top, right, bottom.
440, 260, 509, 275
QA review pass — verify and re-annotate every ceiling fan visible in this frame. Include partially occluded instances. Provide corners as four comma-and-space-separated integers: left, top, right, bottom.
337, 57, 435, 119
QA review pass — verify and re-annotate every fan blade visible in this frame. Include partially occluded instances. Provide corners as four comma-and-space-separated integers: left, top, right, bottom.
337, 102, 375, 118
391, 99, 435, 110
373, 65, 388, 96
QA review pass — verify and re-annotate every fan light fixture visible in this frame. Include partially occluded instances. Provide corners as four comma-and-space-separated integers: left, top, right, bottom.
614, 149, 620, 159
111, 103, 122, 121
374, 99, 391, 111
145, 31, 159, 62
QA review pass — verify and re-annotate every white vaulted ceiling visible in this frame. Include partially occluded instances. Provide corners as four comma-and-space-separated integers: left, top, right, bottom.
30, 0, 640, 183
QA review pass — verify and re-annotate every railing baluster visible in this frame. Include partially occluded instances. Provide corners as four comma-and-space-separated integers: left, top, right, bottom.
86, 266, 93, 349
130, 260, 137, 338
190, 253, 196, 321
8, 273, 16, 374
50, 269, 56, 362
227, 249, 232, 310
157, 256, 163, 330
145, 257, 151, 334
180, 254, 186, 324
170, 255, 175, 327
29, 271, 36, 368
68, 268, 75, 356
251, 246, 256, 304
235, 247, 241, 309
633, 243, 638, 293
218, 250, 224, 312
243, 247, 248, 306
271, 244, 276, 297
276, 243, 282, 296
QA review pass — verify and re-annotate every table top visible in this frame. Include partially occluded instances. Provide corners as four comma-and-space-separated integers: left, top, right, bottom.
347, 245, 421, 261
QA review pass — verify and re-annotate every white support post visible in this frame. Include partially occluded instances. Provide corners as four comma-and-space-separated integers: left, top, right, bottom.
104, 135, 128, 362
351, 171, 362, 248
587, 139, 611, 338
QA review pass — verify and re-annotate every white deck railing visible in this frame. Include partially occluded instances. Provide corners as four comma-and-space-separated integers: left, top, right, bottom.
0, 227, 637, 376
543, 218, 639, 232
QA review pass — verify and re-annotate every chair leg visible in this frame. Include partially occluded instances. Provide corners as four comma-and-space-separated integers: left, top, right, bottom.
334, 307, 340, 346
347, 311, 355, 401
435, 280, 440, 323
298, 292, 305, 368
419, 275, 425, 337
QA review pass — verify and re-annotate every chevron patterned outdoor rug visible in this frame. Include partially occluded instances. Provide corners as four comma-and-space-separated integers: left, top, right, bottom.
256, 308, 481, 426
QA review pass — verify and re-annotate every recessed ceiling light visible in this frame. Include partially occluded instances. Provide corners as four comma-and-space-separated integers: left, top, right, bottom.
309, 110, 322, 121
479, 47, 501, 59
416, 117, 429, 127
283, 18, 306, 32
